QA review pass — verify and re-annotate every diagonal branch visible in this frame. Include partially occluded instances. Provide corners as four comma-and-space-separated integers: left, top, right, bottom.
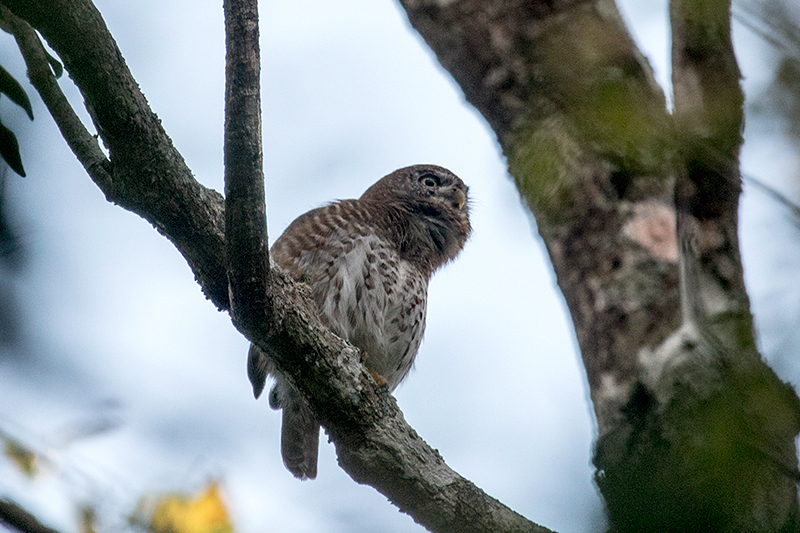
0, 499, 63, 533
0, 0, 553, 531
222, 0, 271, 338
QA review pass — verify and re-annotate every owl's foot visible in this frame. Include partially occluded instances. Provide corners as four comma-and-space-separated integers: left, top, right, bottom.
361, 351, 388, 388
368, 369, 389, 389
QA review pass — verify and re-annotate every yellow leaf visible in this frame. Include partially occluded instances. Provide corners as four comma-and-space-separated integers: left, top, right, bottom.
146, 481, 234, 533
79, 505, 98, 533
2, 436, 39, 478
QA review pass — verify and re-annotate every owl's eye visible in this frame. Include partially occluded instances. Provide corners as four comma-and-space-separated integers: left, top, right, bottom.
419, 174, 441, 188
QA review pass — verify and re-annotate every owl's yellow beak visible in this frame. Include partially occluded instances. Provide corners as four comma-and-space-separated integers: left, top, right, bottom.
453, 188, 467, 210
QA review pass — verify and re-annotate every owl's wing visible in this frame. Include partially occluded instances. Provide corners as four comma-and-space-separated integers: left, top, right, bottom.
247, 344, 271, 399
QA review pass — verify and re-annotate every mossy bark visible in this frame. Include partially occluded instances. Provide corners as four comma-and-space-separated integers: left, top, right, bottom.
399, 0, 800, 530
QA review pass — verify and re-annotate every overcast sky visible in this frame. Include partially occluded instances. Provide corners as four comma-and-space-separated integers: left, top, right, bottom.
1, 1, 799, 532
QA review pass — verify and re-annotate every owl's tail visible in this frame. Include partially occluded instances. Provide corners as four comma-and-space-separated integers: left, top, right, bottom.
248, 344, 319, 480
277, 382, 320, 480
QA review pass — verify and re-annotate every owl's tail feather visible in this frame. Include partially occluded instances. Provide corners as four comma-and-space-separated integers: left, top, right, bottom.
248, 344, 319, 480
278, 380, 320, 480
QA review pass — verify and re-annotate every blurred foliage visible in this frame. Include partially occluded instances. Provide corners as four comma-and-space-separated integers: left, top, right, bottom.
134, 482, 235, 533
79, 505, 99, 533
0, 172, 24, 347
769, 58, 800, 138
2, 433, 40, 478
1, 409, 122, 480
0, 71, 26, 347
0, 8, 64, 351
0, 64, 33, 178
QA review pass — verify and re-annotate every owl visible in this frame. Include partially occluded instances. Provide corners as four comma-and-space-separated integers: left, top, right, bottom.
247, 164, 471, 479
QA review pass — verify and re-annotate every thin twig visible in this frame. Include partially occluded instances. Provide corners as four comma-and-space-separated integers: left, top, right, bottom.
1, 5, 112, 189
743, 172, 800, 221
733, 0, 800, 63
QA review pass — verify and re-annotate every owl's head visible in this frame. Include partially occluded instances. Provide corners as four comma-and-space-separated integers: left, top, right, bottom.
361, 164, 471, 273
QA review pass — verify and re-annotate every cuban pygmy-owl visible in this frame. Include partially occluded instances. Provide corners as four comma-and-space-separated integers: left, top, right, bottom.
247, 164, 471, 480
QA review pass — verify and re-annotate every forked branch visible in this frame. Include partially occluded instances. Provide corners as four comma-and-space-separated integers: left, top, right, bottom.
0, 0, 551, 531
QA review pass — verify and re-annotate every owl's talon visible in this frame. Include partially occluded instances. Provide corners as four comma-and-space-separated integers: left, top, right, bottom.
369, 369, 389, 389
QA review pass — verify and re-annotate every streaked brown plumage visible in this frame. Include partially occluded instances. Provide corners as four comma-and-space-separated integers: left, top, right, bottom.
248, 164, 471, 479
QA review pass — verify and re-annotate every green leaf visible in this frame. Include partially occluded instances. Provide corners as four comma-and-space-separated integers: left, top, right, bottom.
0, 117, 25, 177
0, 65, 33, 120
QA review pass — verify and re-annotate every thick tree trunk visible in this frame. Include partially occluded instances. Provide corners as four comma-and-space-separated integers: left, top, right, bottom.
398, 0, 800, 531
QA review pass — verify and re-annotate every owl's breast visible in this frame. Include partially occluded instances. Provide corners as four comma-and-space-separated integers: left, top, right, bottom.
295, 233, 427, 391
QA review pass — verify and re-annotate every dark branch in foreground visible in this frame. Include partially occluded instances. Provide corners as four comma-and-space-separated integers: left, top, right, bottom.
0, 499, 63, 533
222, 0, 271, 338
0, 0, 551, 531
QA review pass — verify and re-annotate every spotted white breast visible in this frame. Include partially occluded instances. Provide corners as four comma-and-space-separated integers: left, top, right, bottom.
286, 224, 427, 390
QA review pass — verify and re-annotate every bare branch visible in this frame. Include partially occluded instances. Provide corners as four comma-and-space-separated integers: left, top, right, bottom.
670, 0, 745, 278
671, 0, 745, 232
223, 0, 270, 338
744, 172, 800, 220
0, 499, 63, 533
653, 8, 800, 529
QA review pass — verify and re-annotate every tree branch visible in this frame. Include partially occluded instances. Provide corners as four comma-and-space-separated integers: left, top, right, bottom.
223, 0, 271, 338
0, 5, 111, 189
0, 499, 63, 533
671, 0, 747, 304
642, 3, 800, 529
0, 0, 230, 309
0, 0, 554, 531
